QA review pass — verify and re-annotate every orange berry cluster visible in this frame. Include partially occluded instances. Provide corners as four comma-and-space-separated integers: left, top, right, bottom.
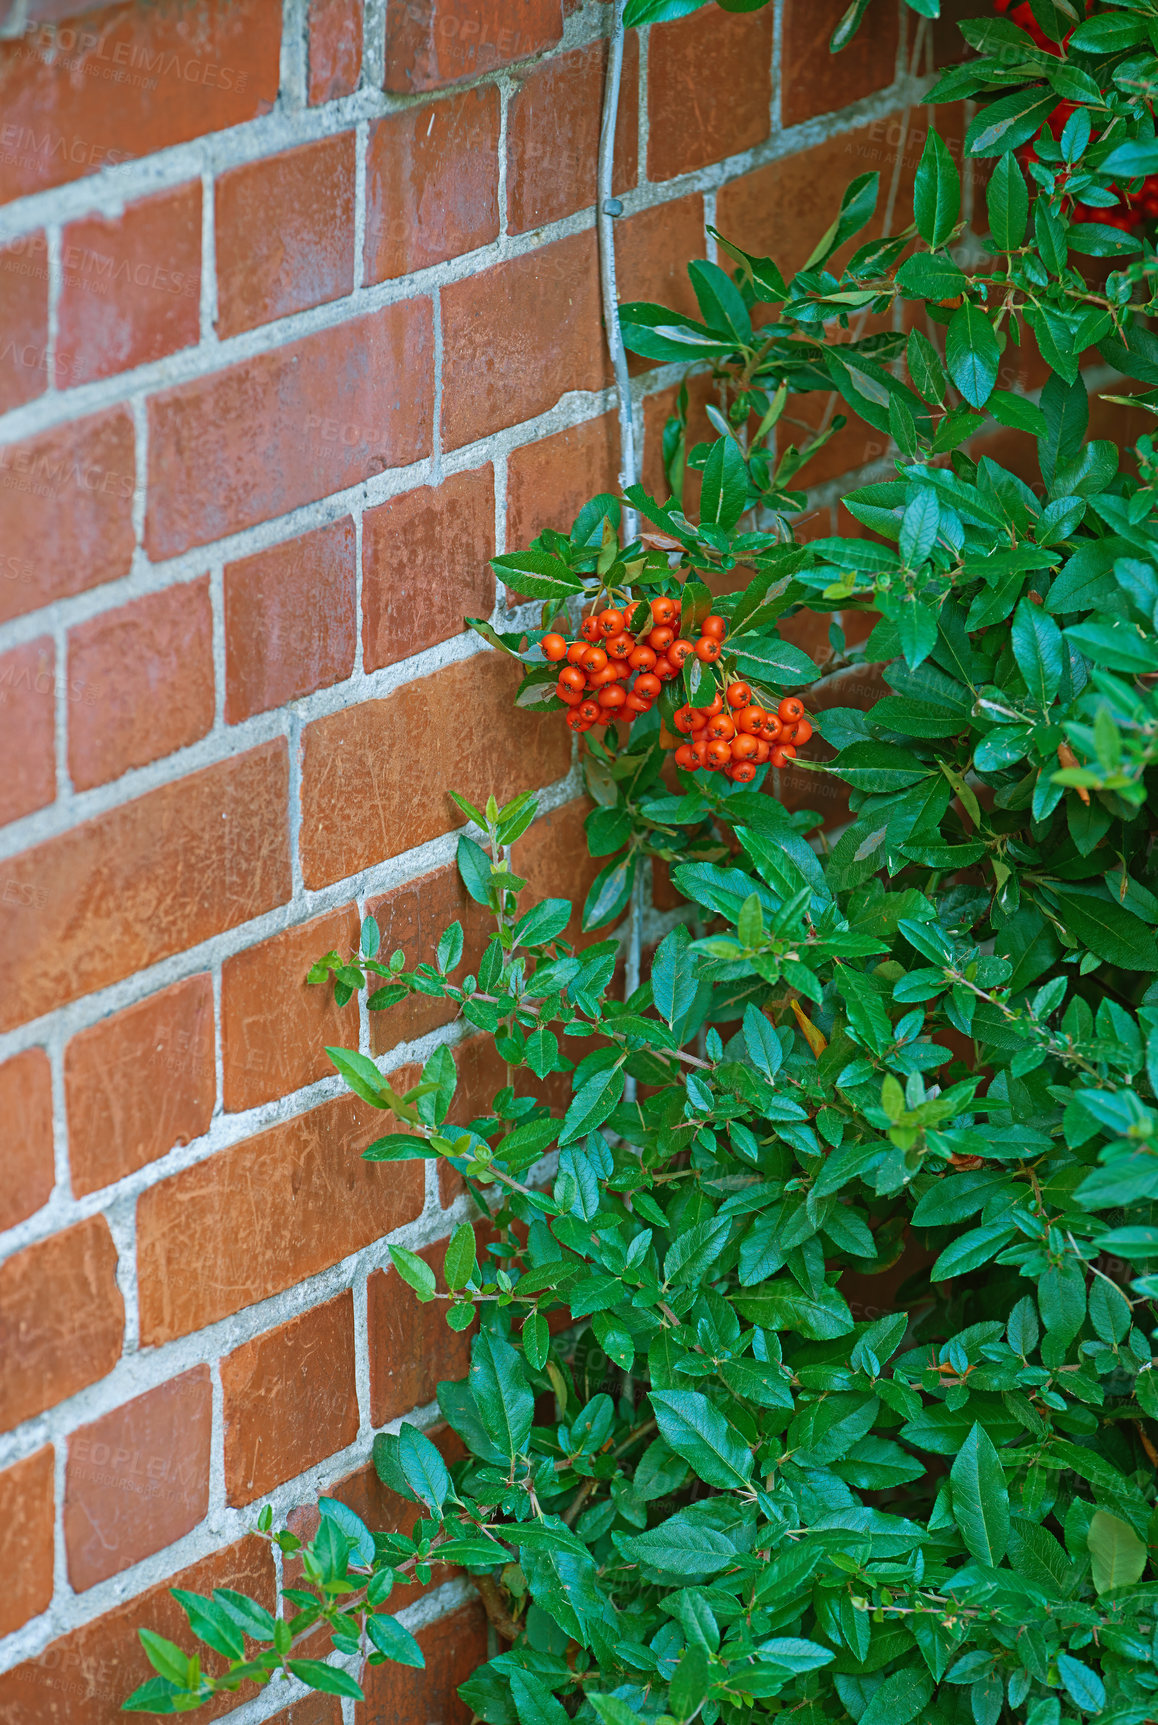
542, 596, 728, 736
672, 687, 813, 782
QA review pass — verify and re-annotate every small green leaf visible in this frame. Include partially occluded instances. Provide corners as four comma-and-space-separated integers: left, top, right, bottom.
389, 1245, 437, 1303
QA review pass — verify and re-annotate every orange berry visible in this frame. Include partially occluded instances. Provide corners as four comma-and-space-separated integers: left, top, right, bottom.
628, 645, 657, 672
587, 665, 618, 688
769, 743, 796, 767
558, 683, 585, 706
763, 715, 783, 741
598, 684, 627, 709
653, 656, 680, 682
726, 682, 751, 708
668, 639, 696, 668
542, 632, 567, 662
559, 665, 586, 694
581, 616, 602, 642
792, 718, 813, 745
778, 696, 805, 723
675, 742, 699, 772
625, 693, 652, 714
706, 714, 736, 741
634, 672, 662, 699
648, 625, 675, 652
598, 608, 625, 637
606, 632, 634, 659
737, 705, 767, 737
701, 615, 726, 640
578, 699, 600, 724
695, 636, 722, 664
651, 596, 678, 625
690, 708, 710, 730
580, 644, 608, 674
732, 761, 757, 783
754, 739, 771, 765
692, 737, 712, 768
567, 710, 592, 732
731, 733, 758, 761
567, 641, 587, 666
706, 738, 732, 767
674, 706, 696, 735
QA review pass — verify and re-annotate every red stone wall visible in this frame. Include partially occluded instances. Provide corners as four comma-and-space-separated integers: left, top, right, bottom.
0, 0, 917, 1716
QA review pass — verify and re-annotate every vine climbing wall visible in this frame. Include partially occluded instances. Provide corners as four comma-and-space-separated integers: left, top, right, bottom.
0, 0, 931, 1718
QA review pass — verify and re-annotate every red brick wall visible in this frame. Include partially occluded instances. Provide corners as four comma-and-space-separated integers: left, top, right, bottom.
0, 0, 916, 1716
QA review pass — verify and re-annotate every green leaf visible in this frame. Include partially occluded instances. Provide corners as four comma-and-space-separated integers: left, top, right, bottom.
558, 1063, 624, 1146
582, 853, 636, 931
895, 252, 967, 300
669, 1646, 710, 1720
624, 1514, 736, 1576
510, 1669, 571, 1725
365, 1612, 425, 1668
398, 1422, 451, 1515
170, 1591, 244, 1661
945, 302, 1000, 408
966, 88, 1057, 157
987, 151, 1028, 250
514, 899, 572, 948
314, 1501, 374, 1568
389, 1244, 437, 1303
806, 171, 880, 268
436, 920, 465, 974
1011, 598, 1062, 709
1056, 1653, 1105, 1715
930, 1219, 1017, 1280
325, 1046, 388, 1109
470, 1330, 534, 1458
700, 434, 749, 531
914, 131, 961, 249
1049, 889, 1158, 972
650, 1389, 753, 1489
522, 1310, 549, 1372
444, 1222, 478, 1291
122, 1677, 182, 1713
288, 1659, 364, 1698
1088, 1508, 1147, 1595
858, 1668, 934, 1725
949, 1423, 1009, 1566
137, 1632, 191, 1686
734, 1279, 854, 1339
491, 550, 584, 600
457, 835, 496, 906
623, 0, 704, 23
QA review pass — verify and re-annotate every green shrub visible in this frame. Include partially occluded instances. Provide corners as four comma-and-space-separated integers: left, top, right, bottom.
127, 7, 1158, 1722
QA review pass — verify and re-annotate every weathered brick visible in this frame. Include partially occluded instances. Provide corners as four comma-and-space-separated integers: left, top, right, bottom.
507, 412, 617, 556
0, 1046, 54, 1231
64, 1368, 211, 1591
58, 183, 201, 386
146, 301, 434, 558
0, 407, 135, 627
0, 1217, 123, 1432
365, 88, 499, 281
67, 577, 214, 790
0, 636, 55, 825
440, 227, 604, 450
224, 518, 357, 722
0, 1447, 54, 1638
222, 1291, 358, 1504
781, 388, 883, 489
0, 741, 290, 1035
507, 35, 637, 234
0, 1536, 273, 1725
308, 0, 361, 103
221, 904, 360, 1111
517, 795, 600, 946
215, 134, 356, 337
267, 1698, 341, 1725
0, 232, 48, 412
648, 6, 773, 180
0, 0, 280, 202
362, 467, 494, 671
366, 865, 492, 1052
65, 974, 215, 1197
384, 0, 563, 92
368, 1236, 474, 1423
136, 1094, 424, 1343
299, 654, 571, 888
356, 1598, 488, 1724
617, 190, 705, 318
781, 0, 898, 128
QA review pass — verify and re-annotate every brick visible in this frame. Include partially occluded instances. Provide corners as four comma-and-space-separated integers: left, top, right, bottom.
146, 301, 434, 559
221, 905, 360, 1112
0, 1047, 54, 1230
0, 1448, 54, 1638
365, 88, 499, 281
0, 1535, 272, 1725
224, 518, 357, 722
781, 0, 898, 128
267, 1699, 341, 1725
65, 975, 215, 1198
0, 636, 55, 825
64, 1368, 211, 1591
0, 741, 289, 1035
0, 1217, 123, 1432
781, 389, 882, 489
223, 1291, 358, 1505
440, 227, 604, 450
369, 1236, 474, 1424
215, 134, 356, 337
716, 115, 919, 281
384, 0, 563, 92
309, 0, 361, 102
57, 183, 201, 386
0, 0, 280, 202
136, 1093, 424, 1342
438, 1031, 571, 1207
67, 577, 214, 790
366, 865, 492, 1052
299, 653, 571, 888
0, 407, 135, 627
641, 374, 716, 514
0, 232, 48, 411
362, 467, 494, 672
516, 795, 600, 947
648, 5, 773, 180
507, 412, 617, 557
356, 1599, 488, 1724
618, 190, 705, 318
507, 35, 637, 234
